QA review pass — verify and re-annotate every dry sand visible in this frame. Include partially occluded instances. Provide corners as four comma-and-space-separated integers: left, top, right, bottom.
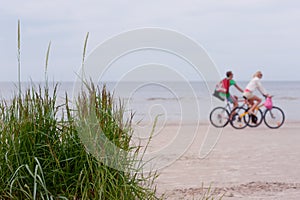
147, 121, 300, 199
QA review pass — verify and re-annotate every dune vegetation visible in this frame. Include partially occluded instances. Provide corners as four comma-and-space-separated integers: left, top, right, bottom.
0, 21, 159, 199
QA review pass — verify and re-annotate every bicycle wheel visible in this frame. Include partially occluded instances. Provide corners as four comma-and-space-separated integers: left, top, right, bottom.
264, 106, 285, 129
209, 107, 230, 128
230, 106, 248, 129
247, 108, 263, 128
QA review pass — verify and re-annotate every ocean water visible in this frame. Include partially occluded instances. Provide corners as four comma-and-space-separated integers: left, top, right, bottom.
0, 81, 299, 123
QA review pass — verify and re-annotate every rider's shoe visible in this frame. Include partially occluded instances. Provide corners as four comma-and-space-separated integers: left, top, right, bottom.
251, 114, 258, 124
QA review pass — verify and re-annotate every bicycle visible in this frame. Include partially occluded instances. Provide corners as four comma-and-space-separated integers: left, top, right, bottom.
231, 96, 285, 129
209, 98, 249, 128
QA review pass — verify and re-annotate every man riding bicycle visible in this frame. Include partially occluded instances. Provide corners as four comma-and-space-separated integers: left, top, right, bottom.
215, 71, 244, 111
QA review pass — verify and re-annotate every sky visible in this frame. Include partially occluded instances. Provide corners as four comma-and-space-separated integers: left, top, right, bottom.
0, 0, 300, 82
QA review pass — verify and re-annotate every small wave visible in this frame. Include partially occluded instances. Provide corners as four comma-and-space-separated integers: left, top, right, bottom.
277, 97, 299, 101
147, 97, 183, 101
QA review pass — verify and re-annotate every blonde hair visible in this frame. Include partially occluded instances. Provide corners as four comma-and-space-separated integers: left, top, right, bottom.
253, 71, 262, 78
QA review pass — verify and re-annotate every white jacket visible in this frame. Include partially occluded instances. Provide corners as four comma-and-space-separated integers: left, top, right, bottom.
245, 77, 267, 95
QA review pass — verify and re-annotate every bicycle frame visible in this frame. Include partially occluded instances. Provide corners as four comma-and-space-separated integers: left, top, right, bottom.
239, 103, 264, 118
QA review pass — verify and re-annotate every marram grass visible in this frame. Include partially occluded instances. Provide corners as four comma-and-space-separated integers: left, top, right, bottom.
0, 83, 160, 199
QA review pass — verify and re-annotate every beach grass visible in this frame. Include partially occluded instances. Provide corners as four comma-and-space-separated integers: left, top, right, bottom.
0, 21, 160, 199
0, 83, 159, 199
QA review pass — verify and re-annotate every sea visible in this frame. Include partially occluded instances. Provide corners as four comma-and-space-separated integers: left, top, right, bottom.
0, 81, 299, 124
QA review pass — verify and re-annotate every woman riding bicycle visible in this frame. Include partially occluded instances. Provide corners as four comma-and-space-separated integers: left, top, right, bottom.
243, 71, 270, 115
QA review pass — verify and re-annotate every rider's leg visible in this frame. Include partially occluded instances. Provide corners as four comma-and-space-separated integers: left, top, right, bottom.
248, 95, 261, 114
233, 96, 239, 108
229, 95, 238, 119
247, 99, 254, 108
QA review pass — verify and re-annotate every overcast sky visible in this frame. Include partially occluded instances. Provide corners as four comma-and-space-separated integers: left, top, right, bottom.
0, 0, 300, 82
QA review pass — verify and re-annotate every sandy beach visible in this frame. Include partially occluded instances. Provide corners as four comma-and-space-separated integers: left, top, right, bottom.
148, 121, 300, 199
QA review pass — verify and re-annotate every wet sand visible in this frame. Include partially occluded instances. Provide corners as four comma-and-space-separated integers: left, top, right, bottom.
149, 122, 300, 199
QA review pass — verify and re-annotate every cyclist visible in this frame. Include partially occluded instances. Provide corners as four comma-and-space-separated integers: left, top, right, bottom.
243, 71, 270, 116
218, 71, 244, 111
